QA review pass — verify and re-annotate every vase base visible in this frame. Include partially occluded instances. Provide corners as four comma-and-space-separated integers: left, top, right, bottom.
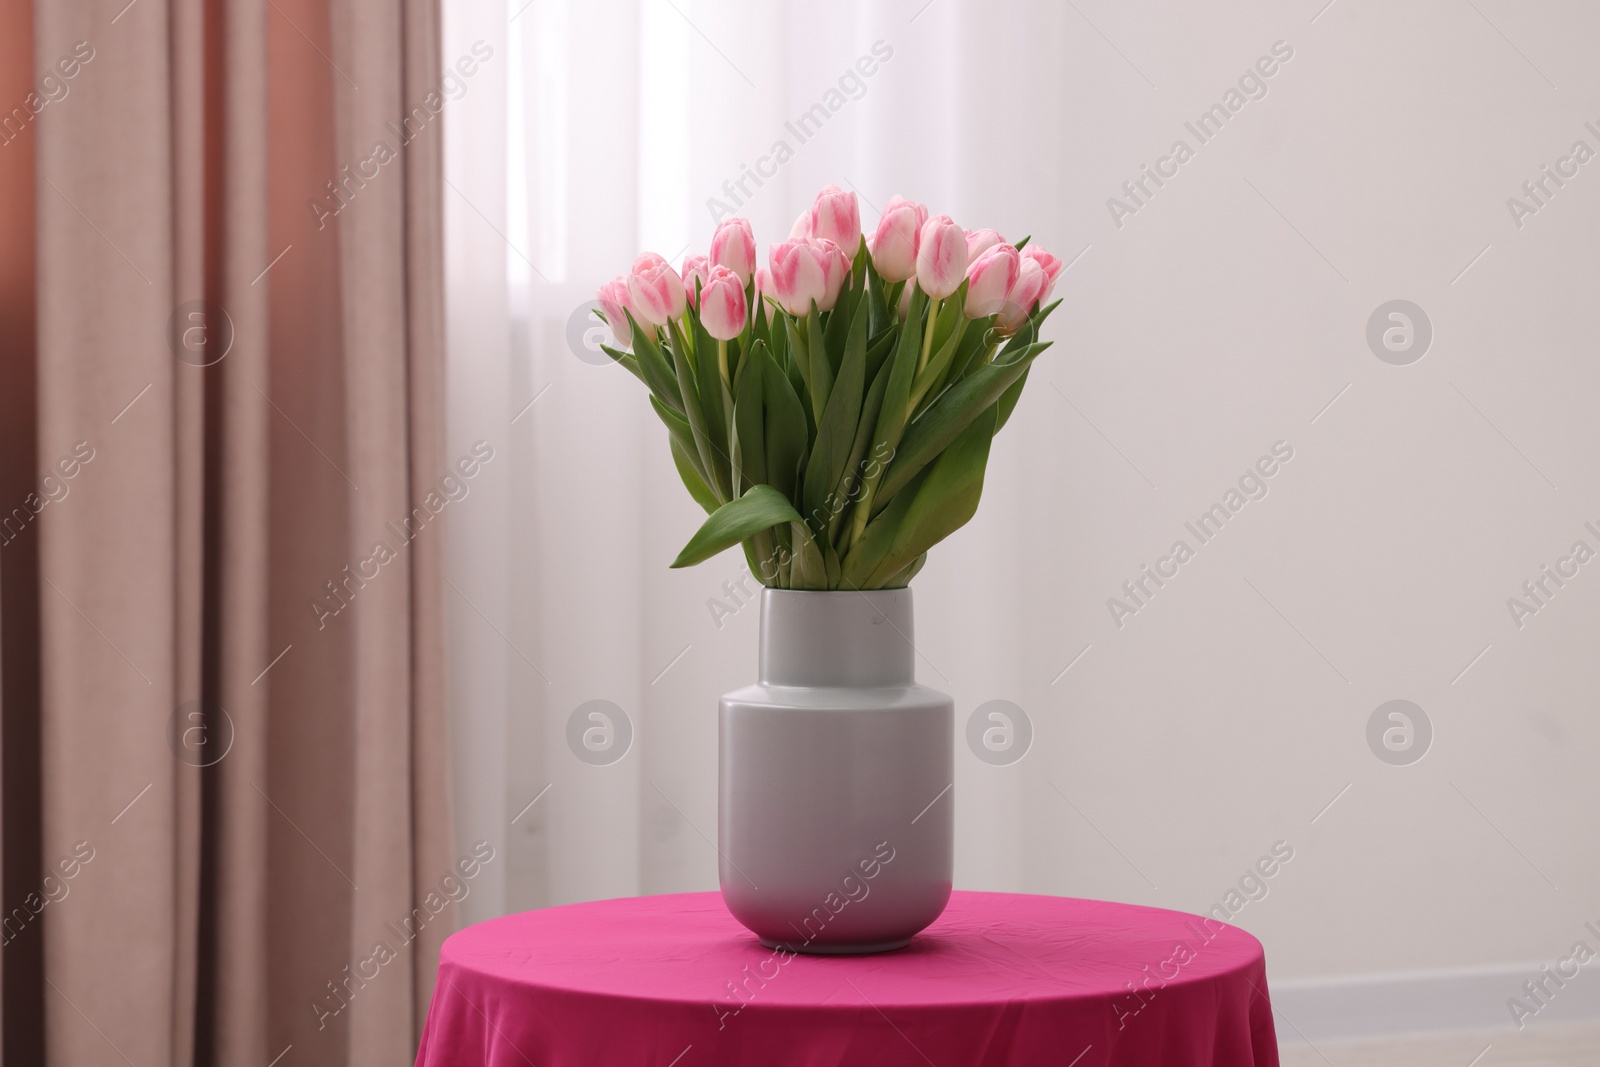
759, 937, 912, 956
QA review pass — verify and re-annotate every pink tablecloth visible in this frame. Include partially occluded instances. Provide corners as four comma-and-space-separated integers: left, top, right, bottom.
415, 891, 1279, 1067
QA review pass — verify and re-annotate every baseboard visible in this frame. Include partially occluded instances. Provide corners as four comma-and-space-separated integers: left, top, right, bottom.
1270, 963, 1600, 1040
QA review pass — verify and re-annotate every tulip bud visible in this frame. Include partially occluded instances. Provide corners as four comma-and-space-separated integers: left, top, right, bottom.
964, 243, 1020, 319
1022, 246, 1064, 304
965, 228, 1003, 264
868, 194, 926, 283
896, 277, 913, 321
627, 252, 686, 326
767, 240, 827, 317
710, 218, 757, 286
596, 276, 635, 348
809, 185, 861, 253
916, 215, 967, 300
789, 208, 813, 240
997, 258, 1046, 333
699, 265, 748, 341
755, 267, 772, 302
809, 238, 850, 312
681, 254, 710, 309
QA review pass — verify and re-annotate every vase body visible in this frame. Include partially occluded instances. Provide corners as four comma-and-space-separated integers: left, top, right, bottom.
719, 588, 953, 953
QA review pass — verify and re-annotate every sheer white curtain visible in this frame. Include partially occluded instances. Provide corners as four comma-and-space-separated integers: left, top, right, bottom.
444, 0, 1084, 921
443, 0, 1600, 1025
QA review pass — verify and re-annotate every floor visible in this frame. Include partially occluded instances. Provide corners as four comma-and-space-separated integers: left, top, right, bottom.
1279, 1024, 1600, 1066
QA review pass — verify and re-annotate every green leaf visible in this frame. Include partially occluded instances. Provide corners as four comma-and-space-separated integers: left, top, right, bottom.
878, 552, 927, 589
843, 286, 926, 547
735, 292, 756, 378
801, 297, 868, 532
671, 485, 804, 569
873, 341, 1049, 511
806, 307, 831, 423
752, 295, 771, 348
908, 315, 969, 415
758, 344, 808, 505
858, 403, 998, 587
692, 310, 730, 473
598, 341, 645, 383
840, 464, 931, 588
744, 523, 779, 589
885, 280, 906, 323
822, 273, 863, 378
752, 295, 771, 347
929, 279, 968, 356
993, 316, 1039, 366
671, 434, 720, 514
863, 257, 892, 336
783, 313, 813, 406
650, 392, 699, 471
1029, 297, 1063, 336
730, 342, 767, 496
758, 343, 806, 508
731, 334, 750, 393
627, 311, 684, 416
992, 339, 1050, 371
831, 353, 892, 547
787, 520, 828, 589
665, 324, 728, 504
741, 539, 765, 584
864, 325, 898, 386
946, 322, 996, 385
765, 523, 793, 587
994, 365, 1030, 434
822, 295, 849, 378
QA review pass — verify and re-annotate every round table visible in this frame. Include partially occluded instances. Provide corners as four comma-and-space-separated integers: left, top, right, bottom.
415, 891, 1280, 1067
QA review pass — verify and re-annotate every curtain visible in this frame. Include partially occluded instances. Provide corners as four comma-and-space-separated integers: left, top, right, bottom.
2, 0, 456, 1063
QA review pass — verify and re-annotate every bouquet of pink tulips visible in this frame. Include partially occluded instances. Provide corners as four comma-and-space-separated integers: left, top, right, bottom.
595, 185, 1062, 590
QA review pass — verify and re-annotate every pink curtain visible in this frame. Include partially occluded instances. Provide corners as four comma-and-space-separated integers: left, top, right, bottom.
3, 0, 456, 1062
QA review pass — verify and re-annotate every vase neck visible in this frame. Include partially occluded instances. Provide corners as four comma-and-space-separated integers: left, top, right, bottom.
758, 589, 916, 687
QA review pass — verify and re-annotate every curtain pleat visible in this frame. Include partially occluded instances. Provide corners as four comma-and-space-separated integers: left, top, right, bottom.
399, 0, 453, 1035
0, 0, 42, 1061
35, 2, 181, 1064
208, 0, 272, 1062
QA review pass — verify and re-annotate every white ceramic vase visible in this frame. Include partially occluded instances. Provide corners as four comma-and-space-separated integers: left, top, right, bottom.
718, 588, 952, 954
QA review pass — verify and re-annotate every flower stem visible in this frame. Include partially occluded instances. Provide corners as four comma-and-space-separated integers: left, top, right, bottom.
916, 299, 937, 375
718, 339, 735, 467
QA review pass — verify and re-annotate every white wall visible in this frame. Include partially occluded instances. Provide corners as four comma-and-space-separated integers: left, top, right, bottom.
447, 0, 1600, 1034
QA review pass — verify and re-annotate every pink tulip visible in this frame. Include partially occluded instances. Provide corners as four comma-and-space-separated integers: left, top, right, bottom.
965, 228, 1003, 263
681, 254, 710, 309
896, 277, 913, 321
809, 185, 861, 253
997, 258, 1046, 332
868, 194, 926, 283
809, 238, 850, 312
789, 209, 813, 240
596, 275, 635, 347
699, 265, 748, 341
755, 267, 772, 302
710, 218, 757, 286
964, 243, 1020, 319
916, 215, 967, 300
767, 240, 827, 317
1022, 245, 1064, 304
627, 252, 686, 326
